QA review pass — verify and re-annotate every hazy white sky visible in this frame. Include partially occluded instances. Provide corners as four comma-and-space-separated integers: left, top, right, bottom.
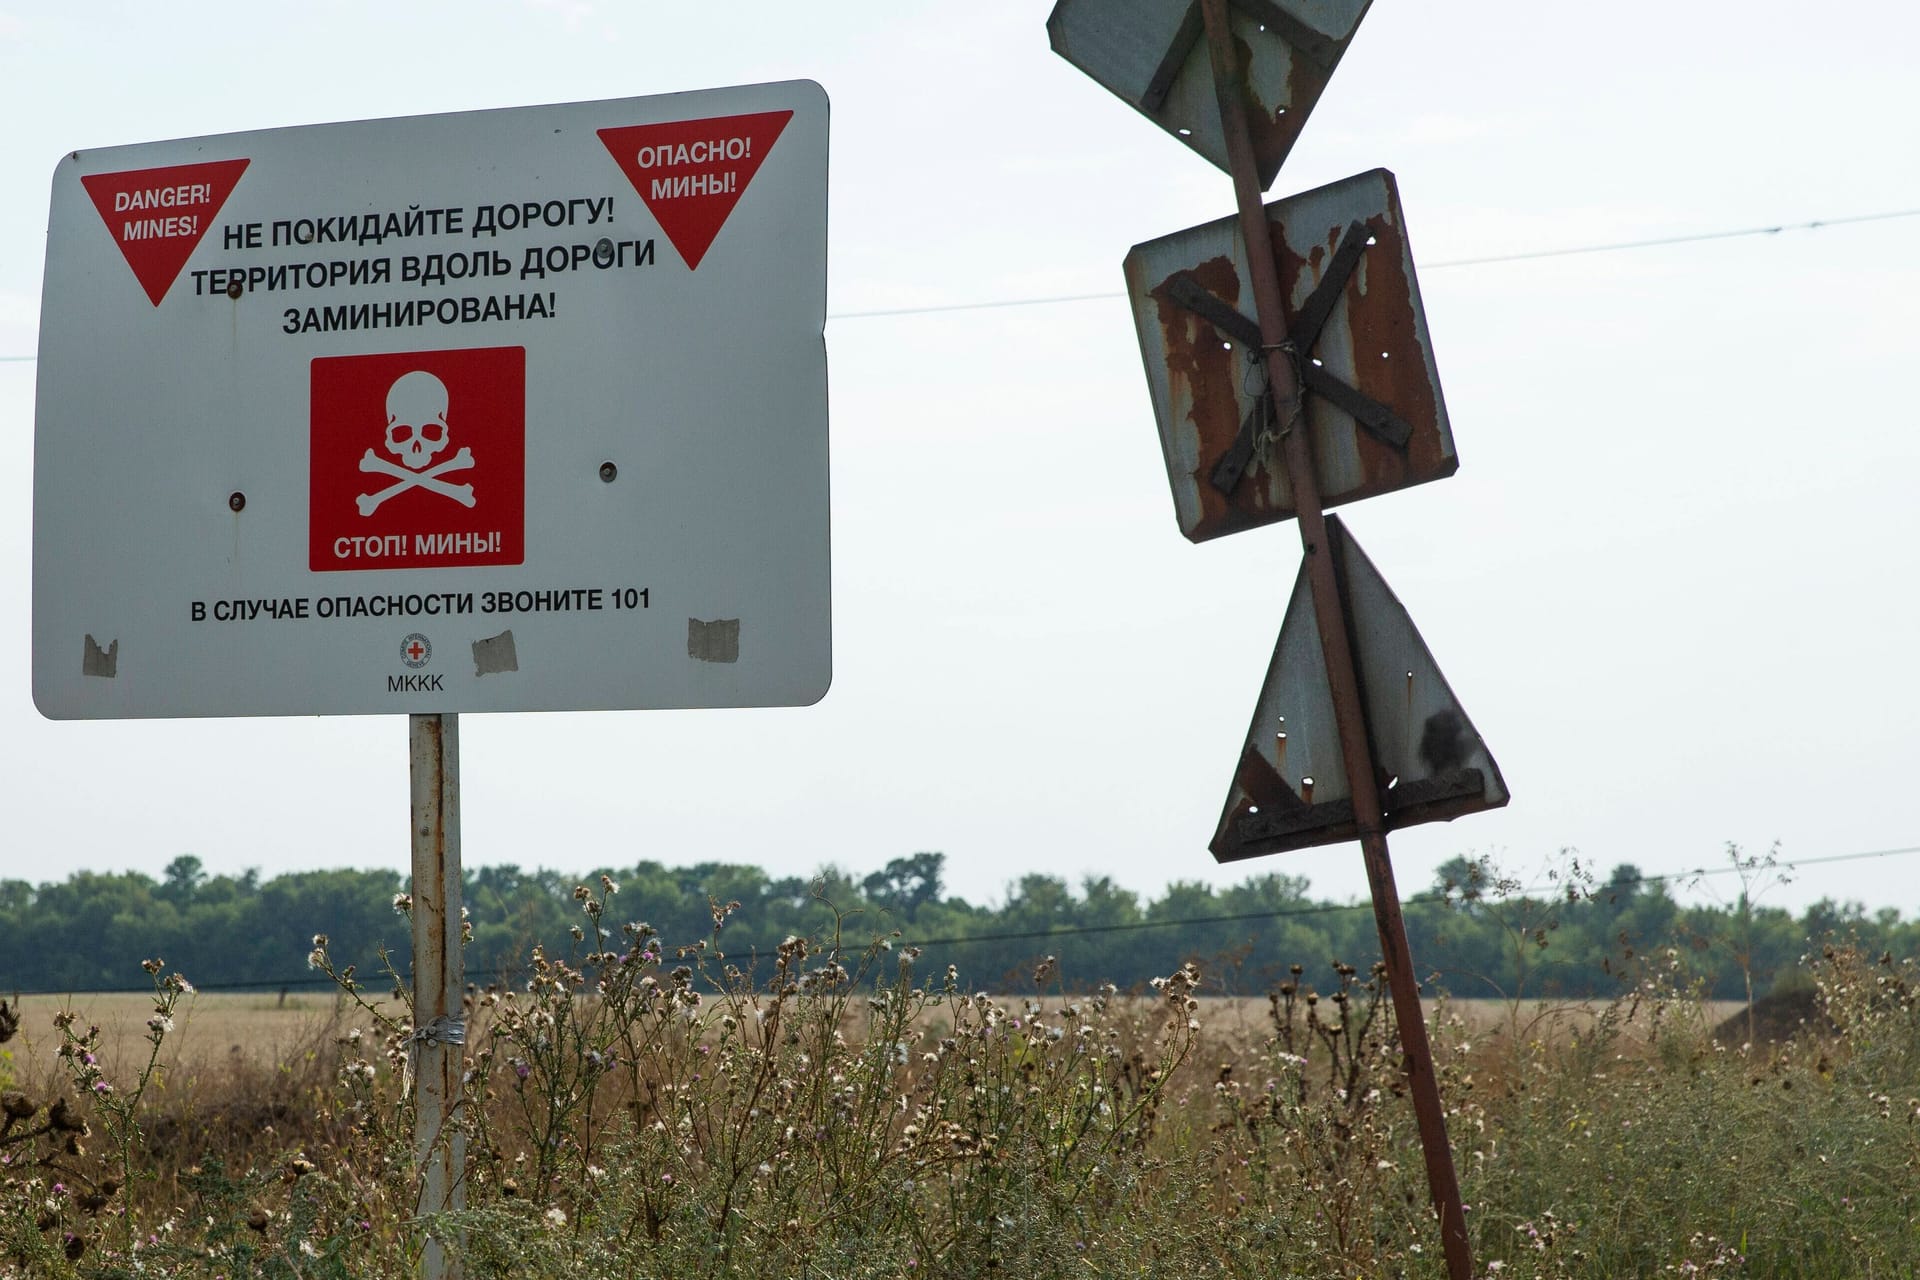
5, 1, 1918, 918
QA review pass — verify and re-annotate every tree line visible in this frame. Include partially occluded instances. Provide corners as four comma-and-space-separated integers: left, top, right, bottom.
1, 849, 1909, 1002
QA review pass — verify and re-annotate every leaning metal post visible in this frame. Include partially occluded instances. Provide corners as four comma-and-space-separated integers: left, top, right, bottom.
1195, 2, 1473, 1274
409, 713, 467, 1280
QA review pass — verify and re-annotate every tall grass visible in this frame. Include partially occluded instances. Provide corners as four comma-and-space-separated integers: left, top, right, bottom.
3, 881, 1918, 1277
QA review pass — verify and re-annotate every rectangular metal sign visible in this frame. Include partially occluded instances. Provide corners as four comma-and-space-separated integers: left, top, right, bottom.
1123, 167, 1454, 543
33, 81, 830, 719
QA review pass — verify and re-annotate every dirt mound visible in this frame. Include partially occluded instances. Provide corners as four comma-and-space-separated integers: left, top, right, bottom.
1712, 986, 1835, 1045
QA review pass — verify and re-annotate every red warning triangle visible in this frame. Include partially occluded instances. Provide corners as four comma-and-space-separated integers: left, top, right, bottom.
80, 159, 249, 306
597, 111, 792, 270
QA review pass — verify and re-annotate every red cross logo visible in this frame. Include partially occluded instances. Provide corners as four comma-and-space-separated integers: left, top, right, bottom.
400, 633, 433, 669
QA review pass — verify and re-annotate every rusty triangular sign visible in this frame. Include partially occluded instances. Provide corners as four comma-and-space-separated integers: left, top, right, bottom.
1048, 0, 1373, 190
1211, 515, 1508, 862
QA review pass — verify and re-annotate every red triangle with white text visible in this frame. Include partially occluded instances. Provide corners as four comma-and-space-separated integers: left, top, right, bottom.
80, 159, 249, 306
598, 112, 792, 270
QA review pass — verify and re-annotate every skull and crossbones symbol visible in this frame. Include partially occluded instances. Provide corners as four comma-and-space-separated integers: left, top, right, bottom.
356, 370, 477, 516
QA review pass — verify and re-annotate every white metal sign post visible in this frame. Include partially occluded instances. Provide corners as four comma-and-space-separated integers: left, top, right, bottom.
410, 713, 465, 1276
33, 82, 830, 1278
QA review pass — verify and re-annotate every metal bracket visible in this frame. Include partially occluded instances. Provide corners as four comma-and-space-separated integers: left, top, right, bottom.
1141, 3, 1207, 114
1210, 385, 1272, 493
1164, 271, 1260, 347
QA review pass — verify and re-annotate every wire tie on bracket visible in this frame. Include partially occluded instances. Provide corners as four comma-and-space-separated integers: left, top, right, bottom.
1252, 340, 1305, 456
403, 1014, 467, 1095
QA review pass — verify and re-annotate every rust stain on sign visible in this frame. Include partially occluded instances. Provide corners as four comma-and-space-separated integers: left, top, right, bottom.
1125, 168, 1457, 543
1048, 0, 1370, 190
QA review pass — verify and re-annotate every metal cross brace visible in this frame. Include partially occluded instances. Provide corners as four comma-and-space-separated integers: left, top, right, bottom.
1164, 219, 1412, 496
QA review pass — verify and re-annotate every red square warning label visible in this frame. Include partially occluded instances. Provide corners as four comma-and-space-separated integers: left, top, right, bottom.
309, 347, 526, 571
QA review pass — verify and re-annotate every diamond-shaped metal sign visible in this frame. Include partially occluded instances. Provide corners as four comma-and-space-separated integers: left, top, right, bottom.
1210, 515, 1508, 863
1123, 168, 1455, 543
1048, 0, 1371, 189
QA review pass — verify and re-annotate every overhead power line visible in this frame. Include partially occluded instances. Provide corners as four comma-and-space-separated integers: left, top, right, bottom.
8, 842, 1915, 997
828, 205, 1920, 319
1427, 206, 1920, 269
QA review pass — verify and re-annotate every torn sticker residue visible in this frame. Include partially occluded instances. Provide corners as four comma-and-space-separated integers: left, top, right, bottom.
82, 635, 118, 678
472, 629, 518, 676
687, 618, 740, 664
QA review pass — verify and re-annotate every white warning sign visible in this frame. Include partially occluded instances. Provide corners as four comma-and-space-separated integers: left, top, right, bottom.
33, 81, 830, 720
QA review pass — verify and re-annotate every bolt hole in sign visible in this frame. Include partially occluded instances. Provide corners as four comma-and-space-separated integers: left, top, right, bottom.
33, 82, 829, 719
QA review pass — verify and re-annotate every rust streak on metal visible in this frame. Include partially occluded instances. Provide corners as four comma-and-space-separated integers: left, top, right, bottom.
1333, 213, 1452, 494
1272, 209, 1449, 506
1148, 255, 1254, 535
1236, 29, 1326, 182
1197, 1, 1473, 1276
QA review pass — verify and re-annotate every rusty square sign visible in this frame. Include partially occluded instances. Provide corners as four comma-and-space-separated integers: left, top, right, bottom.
1123, 167, 1454, 544
1211, 515, 1507, 863
1048, 0, 1372, 189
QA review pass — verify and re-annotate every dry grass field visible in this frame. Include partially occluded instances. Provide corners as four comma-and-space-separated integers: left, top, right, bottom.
3, 935, 1899, 1279
2, 991, 397, 1087
1, 989, 1748, 1087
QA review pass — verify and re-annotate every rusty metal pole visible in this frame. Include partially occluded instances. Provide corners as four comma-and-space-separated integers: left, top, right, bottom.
1195, 3, 1472, 1275
409, 713, 466, 1280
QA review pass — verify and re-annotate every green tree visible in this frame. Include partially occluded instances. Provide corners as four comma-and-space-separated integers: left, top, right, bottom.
861, 853, 945, 921
159, 855, 206, 905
